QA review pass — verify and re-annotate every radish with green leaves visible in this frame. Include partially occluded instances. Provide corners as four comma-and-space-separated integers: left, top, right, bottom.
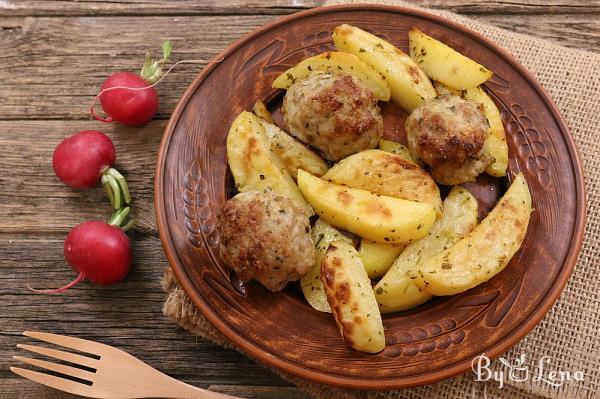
29, 207, 134, 294
91, 41, 172, 126
52, 130, 130, 209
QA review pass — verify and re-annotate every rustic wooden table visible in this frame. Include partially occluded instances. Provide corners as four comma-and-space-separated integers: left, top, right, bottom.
1, 1, 598, 398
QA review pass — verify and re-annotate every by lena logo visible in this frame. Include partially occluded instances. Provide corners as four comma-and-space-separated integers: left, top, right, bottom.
471, 353, 584, 389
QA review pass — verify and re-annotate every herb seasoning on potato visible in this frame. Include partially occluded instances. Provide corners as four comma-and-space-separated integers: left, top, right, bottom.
321, 240, 385, 353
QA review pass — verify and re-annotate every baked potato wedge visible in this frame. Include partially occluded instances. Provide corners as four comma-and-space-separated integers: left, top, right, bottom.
272, 51, 391, 101
409, 27, 493, 90
321, 240, 385, 353
258, 117, 329, 179
358, 239, 404, 279
374, 186, 478, 313
433, 81, 461, 97
463, 86, 508, 177
300, 219, 352, 313
252, 100, 274, 123
297, 169, 436, 244
378, 140, 417, 164
409, 174, 531, 295
227, 111, 313, 215
333, 24, 436, 112
322, 149, 442, 217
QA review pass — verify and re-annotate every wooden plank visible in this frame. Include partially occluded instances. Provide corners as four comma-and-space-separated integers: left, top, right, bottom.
0, 13, 599, 122
0, 0, 322, 17
0, 234, 301, 398
0, 120, 162, 234
0, 15, 271, 121
208, 385, 311, 398
413, 0, 600, 14
1, 0, 599, 16
470, 13, 600, 52
0, 382, 310, 399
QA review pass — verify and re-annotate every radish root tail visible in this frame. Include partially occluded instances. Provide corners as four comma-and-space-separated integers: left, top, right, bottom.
27, 272, 86, 294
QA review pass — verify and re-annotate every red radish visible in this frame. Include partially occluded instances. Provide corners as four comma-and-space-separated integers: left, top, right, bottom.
53, 130, 115, 188
90, 41, 171, 126
95, 72, 159, 126
52, 130, 130, 209
29, 208, 134, 294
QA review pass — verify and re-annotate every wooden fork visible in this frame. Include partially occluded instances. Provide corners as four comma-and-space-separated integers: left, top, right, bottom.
11, 331, 239, 399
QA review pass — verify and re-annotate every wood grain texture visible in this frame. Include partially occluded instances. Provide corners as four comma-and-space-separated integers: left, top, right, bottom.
0, 1, 596, 397
0, 15, 272, 120
0, 120, 161, 234
0, 0, 323, 17
0, 234, 304, 397
471, 13, 600, 52
0, 382, 308, 399
2, 0, 599, 16
1, 11, 599, 121
413, 0, 600, 13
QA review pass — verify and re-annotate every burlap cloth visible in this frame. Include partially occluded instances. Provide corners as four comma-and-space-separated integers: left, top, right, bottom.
162, 1, 600, 398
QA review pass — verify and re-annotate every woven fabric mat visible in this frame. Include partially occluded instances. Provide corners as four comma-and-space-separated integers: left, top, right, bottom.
162, 1, 600, 398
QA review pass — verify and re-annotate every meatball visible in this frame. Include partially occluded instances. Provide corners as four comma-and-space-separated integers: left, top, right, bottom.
281, 71, 383, 161
216, 191, 314, 292
405, 95, 492, 185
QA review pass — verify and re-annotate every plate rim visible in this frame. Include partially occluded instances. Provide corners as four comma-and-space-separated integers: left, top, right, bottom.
155, 3, 587, 389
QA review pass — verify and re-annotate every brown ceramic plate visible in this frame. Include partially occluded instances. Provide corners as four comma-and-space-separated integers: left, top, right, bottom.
155, 4, 585, 389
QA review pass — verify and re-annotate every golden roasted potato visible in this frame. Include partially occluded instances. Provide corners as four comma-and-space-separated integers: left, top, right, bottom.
374, 186, 478, 313
377, 140, 417, 164
409, 27, 493, 90
258, 118, 329, 179
252, 100, 329, 178
252, 100, 274, 123
252, 100, 275, 123
297, 169, 436, 244
333, 24, 436, 112
463, 86, 508, 177
322, 149, 442, 217
321, 240, 385, 353
433, 81, 461, 97
227, 111, 313, 215
272, 51, 391, 101
358, 239, 404, 279
300, 219, 352, 313
409, 174, 531, 295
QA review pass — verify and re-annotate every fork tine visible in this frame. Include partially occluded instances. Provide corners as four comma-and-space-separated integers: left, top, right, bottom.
10, 367, 95, 397
17, 344, 98, 369
13, 355, 96, 382
23, 331, 103, 356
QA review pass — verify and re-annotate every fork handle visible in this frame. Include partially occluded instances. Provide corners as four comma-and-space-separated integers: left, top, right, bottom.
156, 376, 240, 399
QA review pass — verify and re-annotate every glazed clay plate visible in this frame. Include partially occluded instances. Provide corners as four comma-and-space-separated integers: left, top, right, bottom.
155, 5, 585, 389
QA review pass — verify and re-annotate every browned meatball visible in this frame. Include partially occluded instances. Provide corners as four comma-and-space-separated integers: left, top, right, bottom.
405, 95, 492, 185
281, 71, 383, 161
216, 191, 314, 292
